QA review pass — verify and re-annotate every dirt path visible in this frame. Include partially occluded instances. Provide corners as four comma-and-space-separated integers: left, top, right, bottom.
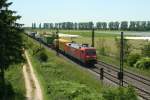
23, 51, 43, 100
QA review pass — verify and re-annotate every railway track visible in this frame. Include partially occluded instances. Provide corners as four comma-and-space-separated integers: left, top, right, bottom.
96, 61, 150, 100
26, 34, 150, 100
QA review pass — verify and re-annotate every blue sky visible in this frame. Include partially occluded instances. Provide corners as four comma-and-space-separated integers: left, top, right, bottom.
10, 0, 150, 27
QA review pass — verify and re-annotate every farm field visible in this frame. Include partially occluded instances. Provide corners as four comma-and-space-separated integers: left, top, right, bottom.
26, 28, 150, 37
26, 28, 150, 77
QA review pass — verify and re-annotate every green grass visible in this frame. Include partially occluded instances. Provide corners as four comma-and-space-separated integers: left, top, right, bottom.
25, 29, 150, 77
25, 34, 138, 100
98, 54, 150, 77
0, 64, 26, 100
26, 28, 150, 37
29, 54, 104, 100
27, 40, 104, 100
26, 28, 121, 37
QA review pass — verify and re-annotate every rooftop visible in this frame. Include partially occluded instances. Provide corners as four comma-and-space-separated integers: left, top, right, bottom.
67, 42, 93, 49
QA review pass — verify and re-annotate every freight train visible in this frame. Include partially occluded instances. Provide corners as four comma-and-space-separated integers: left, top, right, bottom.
54, 39, 97, 64
27, 32, 97, 64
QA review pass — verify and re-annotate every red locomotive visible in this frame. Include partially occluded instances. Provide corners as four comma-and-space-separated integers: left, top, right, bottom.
56, 39, 97, 64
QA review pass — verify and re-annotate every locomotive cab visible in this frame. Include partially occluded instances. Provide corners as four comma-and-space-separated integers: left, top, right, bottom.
85, 48, 97, 64
65, 42, 97, 65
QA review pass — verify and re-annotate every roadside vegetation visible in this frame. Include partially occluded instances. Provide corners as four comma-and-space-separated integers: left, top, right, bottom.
26, 29, 150, 77
0, 64, 26, 100
24, 34, 138, 100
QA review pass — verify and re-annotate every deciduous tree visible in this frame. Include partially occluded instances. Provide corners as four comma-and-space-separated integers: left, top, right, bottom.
120, 21, 128, 30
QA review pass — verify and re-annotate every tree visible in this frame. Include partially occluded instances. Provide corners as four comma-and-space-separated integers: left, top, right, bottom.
142, 42, 150, 57
55, 23, 59, 29
96, 22, 103, 30
88, 22, 93, 30
114, 22, 120, 30
146, 21, 150, 31
134, 21, 147, 31
74, 22, 78, 30
39, 23, 42, 29
78, 22, 93, 30
108, 22, 119, 30
43, 23, 50, 29
129, 21, 136, 31
49, 23, 54, 29
33, 22, 36, 29
135, 21, 140, 31
32, 23, 34, 29
66, 22, 74, 29
108, 22, 114, 30
0, 0, 24, 99
140, 21, 146, 31
120, 21, 128, 30
102, 22, 107, 30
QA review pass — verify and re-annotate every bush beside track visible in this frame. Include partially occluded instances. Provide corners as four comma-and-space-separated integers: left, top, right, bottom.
24, 34, 138, 100
0, 64, 25, 100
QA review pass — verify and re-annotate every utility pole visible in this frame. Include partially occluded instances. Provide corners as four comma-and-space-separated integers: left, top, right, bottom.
56, 28, 59, 56
118, 32, 124, 86
91, 28, 95, 47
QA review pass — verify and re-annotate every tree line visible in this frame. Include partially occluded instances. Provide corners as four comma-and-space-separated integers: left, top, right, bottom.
32, 21, 150, 31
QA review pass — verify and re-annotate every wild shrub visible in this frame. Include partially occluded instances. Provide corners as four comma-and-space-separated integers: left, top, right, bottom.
142, 42, 150, 57
134, 57, 150, 69
102, 86, 138, 100
127, 53, 141, 67
99, 47, 107, 56
23, 35, 41, 55
98, 38, 108, 56
47, 81, 103, 100
115, 38, 132, 62
36, 48, 48, 62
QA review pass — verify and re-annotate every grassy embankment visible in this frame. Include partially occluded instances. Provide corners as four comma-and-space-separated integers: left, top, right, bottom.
26, 34, 104, 100
0, 64, 25, 100
27, 29, 150, 77
25, 34, 138, 100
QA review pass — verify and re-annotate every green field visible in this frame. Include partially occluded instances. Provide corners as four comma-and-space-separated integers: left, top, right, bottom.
25, 34, 138, 100
26, 29, 150, 77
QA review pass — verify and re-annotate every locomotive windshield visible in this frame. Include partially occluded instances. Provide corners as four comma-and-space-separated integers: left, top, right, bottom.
86, 49, 96, 56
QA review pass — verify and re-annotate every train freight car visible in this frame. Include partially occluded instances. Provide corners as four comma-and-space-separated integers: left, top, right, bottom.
57, 39, 71, 52
41, 34, 56, 46
28, 32, 37, 37
35, 33, 42, 41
